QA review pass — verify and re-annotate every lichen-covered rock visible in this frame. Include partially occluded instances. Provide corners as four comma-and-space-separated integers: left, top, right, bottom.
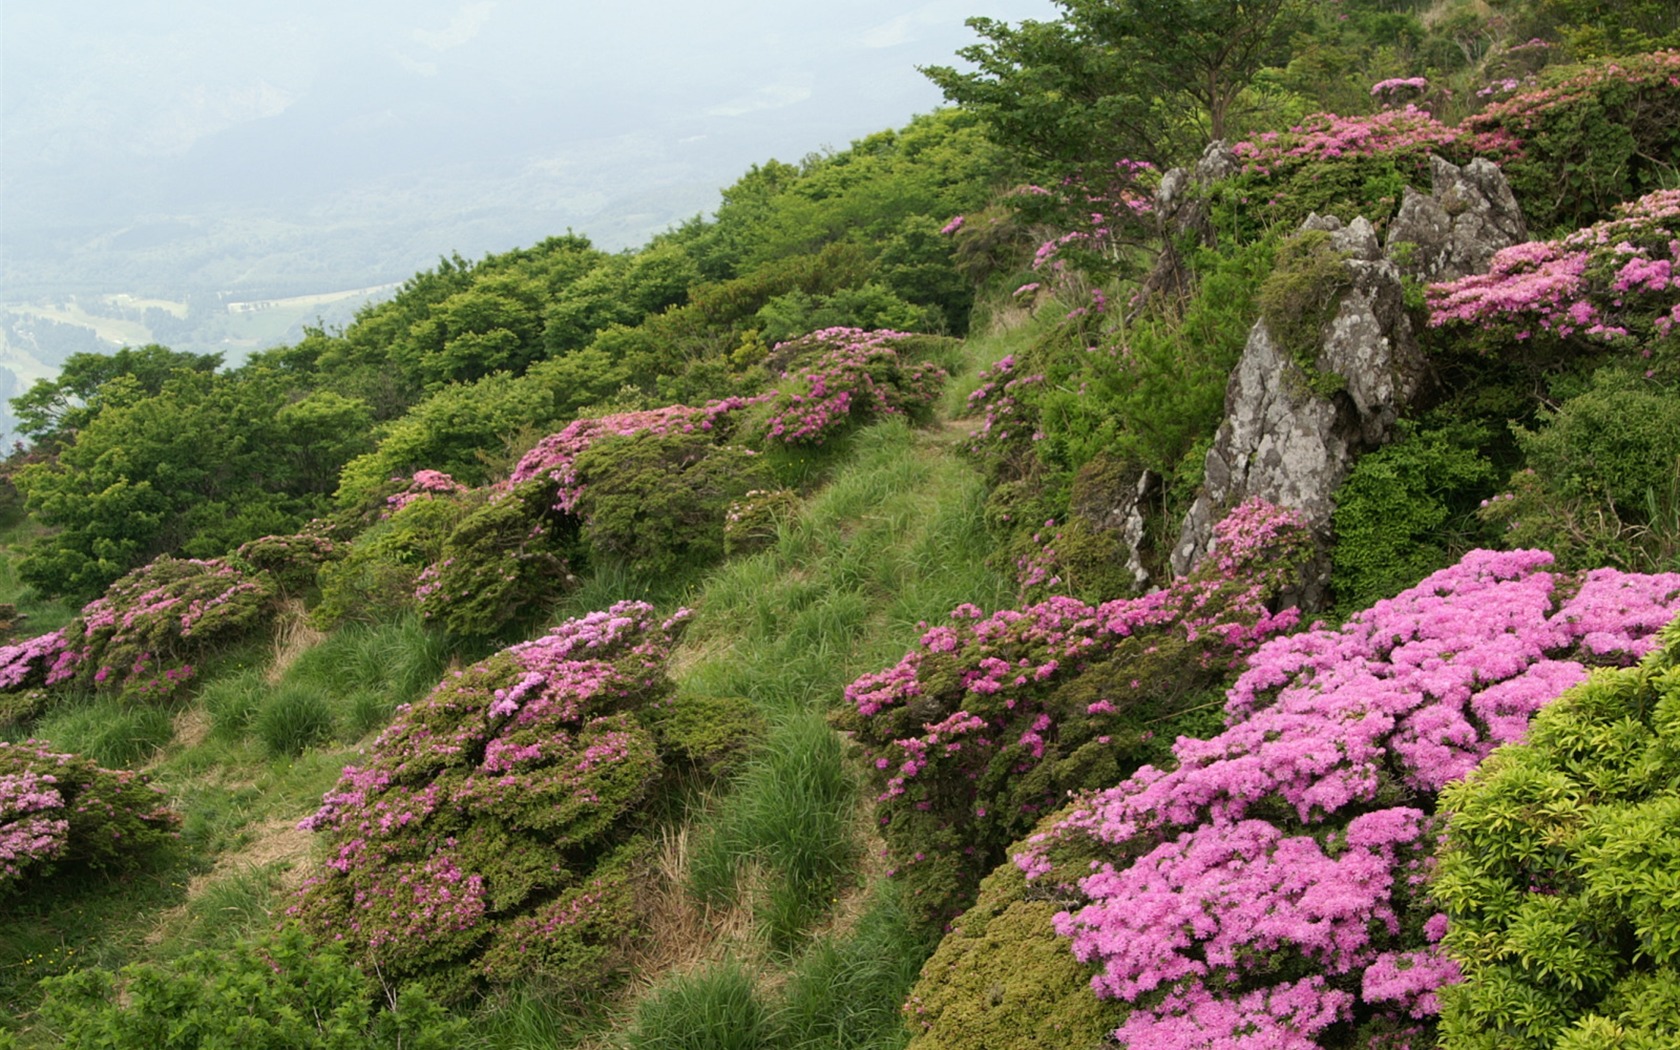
1170, 215, 1425, 605
1386, 155, 1526, 283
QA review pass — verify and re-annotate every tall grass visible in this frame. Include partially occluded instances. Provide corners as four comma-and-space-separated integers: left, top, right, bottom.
689, 711, 857, 952
628, 960, 773, 1050
31, 695, 176, 768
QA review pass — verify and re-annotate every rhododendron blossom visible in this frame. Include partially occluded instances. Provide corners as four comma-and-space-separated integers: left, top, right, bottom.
1015, 550, 1680, 1048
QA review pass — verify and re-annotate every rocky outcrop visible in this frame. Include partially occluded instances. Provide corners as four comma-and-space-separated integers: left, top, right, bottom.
1165, 155, 1526, 609
1168, 215, 1425, 606
1386, 155, 1527, 283
1133, 142, 1238, 315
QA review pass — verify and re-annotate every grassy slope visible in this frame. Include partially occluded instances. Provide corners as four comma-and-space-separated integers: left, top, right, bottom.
0, 321, 1026, 1049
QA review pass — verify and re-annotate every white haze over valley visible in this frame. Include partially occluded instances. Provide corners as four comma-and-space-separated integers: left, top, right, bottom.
0, 0, 1055, 428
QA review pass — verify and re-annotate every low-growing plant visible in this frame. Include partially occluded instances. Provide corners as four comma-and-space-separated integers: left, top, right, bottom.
757, 328, 948, 447
32, 696, 176, 769
254, 683, 338, 757
835, 499, 1315, 929
626, 959, 771, 1050
1, 739, 178, 896
35, 924, 466, 1050
1434, 616, 1680, 1049
290, 601, 719, 1002
967, 550, 1680, 1049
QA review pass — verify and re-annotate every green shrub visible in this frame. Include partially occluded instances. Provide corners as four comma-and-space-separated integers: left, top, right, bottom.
1464, 50, 1680, 232
254, 683, 337, 757
903, 853, 1123, 1050
1480, 369, 1680, 572
574, 431, 772, 579
627, 960, 772, 1050
312, 487, 475, 629
36, 925, 465, 1050
415, 477, 578, 639
1435, 616, 1680, 1048
723, 489, 801, 557
1331, 421, 1498, 611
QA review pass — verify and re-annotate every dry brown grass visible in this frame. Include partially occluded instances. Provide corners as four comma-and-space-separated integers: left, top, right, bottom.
265, 600, 324, 684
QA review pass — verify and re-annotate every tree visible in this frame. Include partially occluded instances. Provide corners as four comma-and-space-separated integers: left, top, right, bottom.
923, 0, 1305, 170
10, 344, 221, 445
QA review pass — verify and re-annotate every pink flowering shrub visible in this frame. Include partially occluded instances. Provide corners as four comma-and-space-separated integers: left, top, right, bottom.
1426, 188, 1680, 348
1007, 161, 1158, 283
67, 555, 276, 700
1222, 106, 1471, 234
1, 739, 178, 897
835, 500, 1313, 928
962, 354, 1046, 470
1462, 50, 1680, 231
995, 550, 1680, 1049
1434, 617, 1680, 1049
385, 469, 469, 516
509, 398, 764, 515
758, 328, 947, 446
291, 602, 715, 1000
0, 555, 279, 723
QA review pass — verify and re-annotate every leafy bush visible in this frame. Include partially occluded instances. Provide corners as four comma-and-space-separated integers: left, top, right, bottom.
981, 551, 1680, 1049
233, 532, 341, 598
571, 431, 771, 578
1330, 421, 1498, 610
1462, 50, 1680, 232
1434, 616, 1680, 1049
1, 739, 178, 896
722, 489, 801, 557
36, 924, 465, 1050
834, 500, 1314, 929
414, 477, 577, 639
313, 487, 475, 629
290, 601, 709, 1002
1479, 368, 1680, 572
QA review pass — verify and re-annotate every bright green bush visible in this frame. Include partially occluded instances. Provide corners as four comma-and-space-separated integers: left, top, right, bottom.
1479, 369, 1680, 572
36, 925, 465, 1050
1435, 615, 1680, 1049
1331, 421, 1498, 610
312, 487, 476, 629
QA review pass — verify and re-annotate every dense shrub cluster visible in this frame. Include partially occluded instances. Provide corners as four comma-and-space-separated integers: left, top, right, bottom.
759, 328, 947, 446
835, 500, 1313, 928
291, 601, 748, 1001
37, 925, 464, 1050
1, 740, 178, 896
1462, 50, 1680, 232
1435, 616, 1680, 1049
1426, 188, 1680, 348
983, 551, 1680, 1049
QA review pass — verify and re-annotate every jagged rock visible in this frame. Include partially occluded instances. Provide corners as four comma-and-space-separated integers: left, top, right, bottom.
1385, 155, 1526, 282
1133, 142, 1238, 315
1070, 465, 1159, 590
1169, 214, 1426, 607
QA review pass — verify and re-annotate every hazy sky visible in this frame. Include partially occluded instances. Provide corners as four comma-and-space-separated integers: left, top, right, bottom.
0, 0, 1059, 298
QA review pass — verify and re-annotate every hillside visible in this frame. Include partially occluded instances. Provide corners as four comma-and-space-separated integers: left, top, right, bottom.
3, 2, 1680, 1048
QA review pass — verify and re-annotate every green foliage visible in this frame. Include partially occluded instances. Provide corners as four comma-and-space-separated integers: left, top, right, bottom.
1479, 369, 1680, 572
924, 0, 1308, 171
628, 960, 772, 1050
755, 284, 939, 346
9, 344, 221, 446
313, 490, 475, 629
1331, 421, 1498, 610
1258, 228, 1354, 391
903, 854, 1123, 1050
15, 371, 371, 600
574, 431, 772, 579
1465, 51, 1680, 232
648, 692, 767, 779
416, 478, 577, 640
35, 925, 466, 1050
1435, 618, 1680, 1049
723, 489, 802, 558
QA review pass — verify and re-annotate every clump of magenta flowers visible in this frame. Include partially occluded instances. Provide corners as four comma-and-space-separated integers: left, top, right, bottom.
836, 499, 1314, 929
290, 601, 701, 1001
992, 550, 1680, 1050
